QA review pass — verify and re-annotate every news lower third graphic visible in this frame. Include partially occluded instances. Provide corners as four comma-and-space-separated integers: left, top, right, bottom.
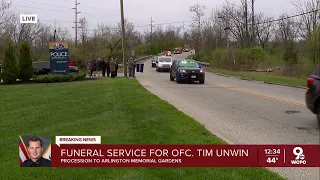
44, 136, 320, 167
19, 135, 51, 167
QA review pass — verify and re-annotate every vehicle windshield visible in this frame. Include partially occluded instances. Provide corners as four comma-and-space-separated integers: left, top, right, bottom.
159, 58, 172, 62
178, 60, 199, 68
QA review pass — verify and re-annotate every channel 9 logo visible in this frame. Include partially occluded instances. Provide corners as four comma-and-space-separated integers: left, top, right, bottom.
291, 147, 306, 165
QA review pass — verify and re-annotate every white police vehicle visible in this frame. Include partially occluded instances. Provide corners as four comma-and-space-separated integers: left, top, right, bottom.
156, 56, 172, 72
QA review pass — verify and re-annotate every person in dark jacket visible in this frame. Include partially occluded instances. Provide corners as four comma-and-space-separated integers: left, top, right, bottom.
92, 59, 97, 77
110, 58, 117, 78
97, 58, 102, 71
115, 58, 119, 77
106, 59, 111, 77
100, 59, 106, 77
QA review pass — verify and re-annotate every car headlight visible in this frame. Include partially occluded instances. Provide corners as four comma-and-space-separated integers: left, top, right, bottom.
200, 70, 204, 73
179, 69, 186, 73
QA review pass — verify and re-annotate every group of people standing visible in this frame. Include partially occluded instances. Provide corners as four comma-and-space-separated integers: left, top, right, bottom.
87, 57, 118, 78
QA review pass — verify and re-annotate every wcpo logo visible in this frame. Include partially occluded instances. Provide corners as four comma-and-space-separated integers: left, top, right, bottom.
20, 14, 38, 24
291, 147, 306, 165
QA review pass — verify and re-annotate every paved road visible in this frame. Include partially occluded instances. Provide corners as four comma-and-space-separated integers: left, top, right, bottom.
135, 53, 320, 180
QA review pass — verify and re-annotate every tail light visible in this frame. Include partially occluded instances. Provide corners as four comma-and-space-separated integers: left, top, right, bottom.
307, 77, 314, 88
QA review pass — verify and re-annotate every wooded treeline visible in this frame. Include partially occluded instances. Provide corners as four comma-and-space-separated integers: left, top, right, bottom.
2, 0, 320, 78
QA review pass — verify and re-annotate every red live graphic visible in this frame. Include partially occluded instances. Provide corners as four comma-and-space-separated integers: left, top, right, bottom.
50, 144, 320, 167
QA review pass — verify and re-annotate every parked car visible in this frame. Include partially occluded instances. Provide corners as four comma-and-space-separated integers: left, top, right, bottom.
174, 48, 182, 54
183, 48, 190, 52
69, 66, 80, 73
156, 56, 173, 72
169, 59, 205, 84
306, 65, 320, 126
33, 61, 79, 75
33, 61, 50, 75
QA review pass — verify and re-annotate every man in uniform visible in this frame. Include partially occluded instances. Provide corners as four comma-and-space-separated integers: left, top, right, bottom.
20, 136, 51, 167
128, 57, 135, 78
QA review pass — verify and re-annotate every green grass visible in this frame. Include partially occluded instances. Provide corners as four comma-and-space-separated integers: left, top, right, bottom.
206, 68, 306, 87
0, 78, 284, 180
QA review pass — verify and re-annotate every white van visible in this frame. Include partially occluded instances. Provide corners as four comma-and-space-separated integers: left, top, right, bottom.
156, 56, 173, 72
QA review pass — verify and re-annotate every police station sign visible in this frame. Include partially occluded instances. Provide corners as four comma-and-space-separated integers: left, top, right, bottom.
49, 42, 69, 75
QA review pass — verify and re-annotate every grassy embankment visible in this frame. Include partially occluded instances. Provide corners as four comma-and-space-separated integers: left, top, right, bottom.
186, 54, 307, 87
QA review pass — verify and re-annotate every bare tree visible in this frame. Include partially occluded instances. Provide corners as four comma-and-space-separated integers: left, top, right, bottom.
189, 3, 206, 60
79, 17, 89, 58
293, 0, 319, 40
293, 0, 319, 63
0, 0, 12, 26
275, 14, 298, 49
255, 13, 274, 50
95, 23, 122, 59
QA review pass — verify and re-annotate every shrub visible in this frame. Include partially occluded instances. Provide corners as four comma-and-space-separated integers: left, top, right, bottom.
18, 42, 33, 81
33, 73, 86, 83
1, 41, 19, 84
211, 48, 227, 68
186, 55, 195, 59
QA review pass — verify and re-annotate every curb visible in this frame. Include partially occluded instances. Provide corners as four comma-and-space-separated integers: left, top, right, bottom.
212, 72, 308, 89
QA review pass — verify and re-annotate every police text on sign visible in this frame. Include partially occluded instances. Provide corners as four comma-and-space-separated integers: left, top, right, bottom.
20, 14, 38, 24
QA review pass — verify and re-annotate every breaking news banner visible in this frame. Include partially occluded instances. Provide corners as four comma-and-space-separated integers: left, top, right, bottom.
19, 135, 51, 167
48, 136, 320, 168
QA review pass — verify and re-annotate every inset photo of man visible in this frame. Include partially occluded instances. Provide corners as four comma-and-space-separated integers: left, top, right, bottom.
19, 135, 51, 167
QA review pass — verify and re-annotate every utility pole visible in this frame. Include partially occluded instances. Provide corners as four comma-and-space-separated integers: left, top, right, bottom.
150, 17, 154, 54
251, 0, 255, 46
318, 0, 320, 62
120, 0, 127, 77
182, 21, 185, 46
225, 11, 231, 67
72, 0, 81, 47
244, 0, 249, 48
221, 2, 232, 69
197, 14, 201, 61
53, 19, 56, 42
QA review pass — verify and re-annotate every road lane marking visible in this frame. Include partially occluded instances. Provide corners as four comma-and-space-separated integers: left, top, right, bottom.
212, 83, 306, 107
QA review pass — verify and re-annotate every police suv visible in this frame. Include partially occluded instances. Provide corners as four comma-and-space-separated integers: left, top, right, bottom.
156, 56, 173, 72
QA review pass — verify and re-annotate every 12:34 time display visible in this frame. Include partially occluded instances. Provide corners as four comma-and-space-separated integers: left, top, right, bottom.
264, 149, 281, 155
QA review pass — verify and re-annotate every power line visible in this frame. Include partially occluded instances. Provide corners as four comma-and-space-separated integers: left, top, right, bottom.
59, 0, 120, 16
253, 8, 320, 26
41, 20, 74, 23
14, 5, 72, 12
22, 1, 71, 10
13, 4, 109, 20
153, 20, 193, 26
17, 4, 320, 34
